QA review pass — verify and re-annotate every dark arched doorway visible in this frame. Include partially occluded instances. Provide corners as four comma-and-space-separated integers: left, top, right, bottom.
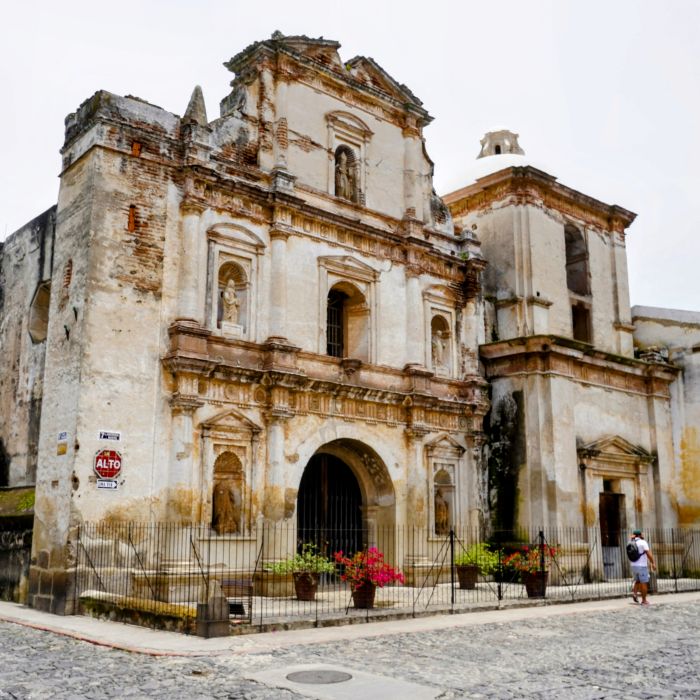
297, 453, 362, 558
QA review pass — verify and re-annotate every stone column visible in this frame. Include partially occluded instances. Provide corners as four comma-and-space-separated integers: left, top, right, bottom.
405, 267, 424, 368
177, 203, 204, 323
267, 229, 290, 342
169, 389, 203, 521
261, 414, 293, 560
273, 77, 288, 170
402, 121, 423, 220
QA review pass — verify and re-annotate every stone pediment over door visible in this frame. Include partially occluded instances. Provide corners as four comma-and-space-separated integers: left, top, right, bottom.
318, 255, 379, 283
425, 433, 466, 458
200, 408, 263, 441
578, 435, 653, 478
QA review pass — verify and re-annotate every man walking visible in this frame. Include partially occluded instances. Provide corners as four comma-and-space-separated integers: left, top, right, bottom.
629, 529, 656, 606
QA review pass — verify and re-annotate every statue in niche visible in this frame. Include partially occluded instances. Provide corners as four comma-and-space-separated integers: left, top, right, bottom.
335, 150, 356, 201
222, 279, 240, 325
212, 479, 239, 535
432, 330, 446, 367
434, 488, 450, 535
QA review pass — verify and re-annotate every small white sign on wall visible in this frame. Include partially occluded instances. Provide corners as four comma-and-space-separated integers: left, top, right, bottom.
98, 430, 121, 442
97, 480, 118, 490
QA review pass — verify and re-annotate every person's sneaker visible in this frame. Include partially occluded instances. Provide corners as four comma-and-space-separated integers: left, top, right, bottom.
632, 592, 639, 603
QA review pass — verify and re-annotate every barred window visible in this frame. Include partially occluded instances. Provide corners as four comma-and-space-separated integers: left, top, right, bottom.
326, 289, 347, 357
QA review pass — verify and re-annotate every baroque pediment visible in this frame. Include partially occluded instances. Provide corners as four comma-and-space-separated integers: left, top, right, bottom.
346, 56, 423, 108
578, 435, 652, 461
425, 433, 465, 456
200, 408, 262, 436
207, 223, 266, 251
318, 255, 380, 281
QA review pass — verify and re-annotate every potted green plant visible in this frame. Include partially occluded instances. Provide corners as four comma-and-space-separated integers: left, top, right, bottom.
266, 544, 336, 601
503, 544, 557, 598
454, 543, 499, 589
333, 547, 404, 609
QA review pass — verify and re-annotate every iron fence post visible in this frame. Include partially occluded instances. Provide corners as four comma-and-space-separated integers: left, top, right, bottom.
538, 529, 545, 575
450, 528, 455, 609
497, 546, 503, 602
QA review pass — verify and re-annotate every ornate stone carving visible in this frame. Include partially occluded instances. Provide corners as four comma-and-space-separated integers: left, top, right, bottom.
212, 478, 239, 534
221, 279, 240, 325
434, 488, 450, 535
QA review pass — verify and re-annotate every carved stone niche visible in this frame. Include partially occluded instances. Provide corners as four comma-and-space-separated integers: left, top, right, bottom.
206, 223, 265, 339
326, 111, 373, 205
425, 434, 465, 535
200, 408, 262, 534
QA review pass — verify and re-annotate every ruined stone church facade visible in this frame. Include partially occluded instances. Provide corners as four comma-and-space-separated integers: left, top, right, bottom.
1, 34, 698, 613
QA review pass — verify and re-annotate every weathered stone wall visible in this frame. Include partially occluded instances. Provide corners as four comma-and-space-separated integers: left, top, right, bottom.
20, 35, 489, 615
0, 208, 55, 487
454, 201, 633, 356
481, 336, 678, 531
633, 306, 700, 526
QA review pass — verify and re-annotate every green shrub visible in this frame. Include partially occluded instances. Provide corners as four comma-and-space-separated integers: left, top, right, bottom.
266, 543, 336, 575
454, 542, 499, 575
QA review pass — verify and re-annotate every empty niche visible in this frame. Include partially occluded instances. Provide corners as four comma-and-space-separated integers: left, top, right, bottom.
28, 281, 51, 343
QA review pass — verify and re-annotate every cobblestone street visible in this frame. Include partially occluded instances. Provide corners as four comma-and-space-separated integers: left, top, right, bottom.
1, 597, 699, 699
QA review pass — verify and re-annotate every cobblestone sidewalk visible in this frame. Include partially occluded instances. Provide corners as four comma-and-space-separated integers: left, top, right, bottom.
1, 598, 699, 698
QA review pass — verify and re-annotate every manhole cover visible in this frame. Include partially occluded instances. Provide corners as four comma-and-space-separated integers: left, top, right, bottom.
286, 669, 353, 685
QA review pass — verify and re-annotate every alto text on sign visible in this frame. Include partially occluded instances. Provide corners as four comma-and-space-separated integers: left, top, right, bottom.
93, 449, 122, 480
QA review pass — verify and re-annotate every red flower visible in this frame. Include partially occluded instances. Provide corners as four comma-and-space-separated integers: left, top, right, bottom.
333, 547, 405, 591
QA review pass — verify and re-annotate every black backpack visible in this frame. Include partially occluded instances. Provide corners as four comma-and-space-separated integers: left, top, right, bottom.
626, 539, 642, 562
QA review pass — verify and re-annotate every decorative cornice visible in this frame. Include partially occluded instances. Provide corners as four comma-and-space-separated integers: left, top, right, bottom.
445, 166, 636, 235
480, 334, 678, 399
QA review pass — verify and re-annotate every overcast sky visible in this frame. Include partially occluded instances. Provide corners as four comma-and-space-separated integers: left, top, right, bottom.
2, 1, 698, 311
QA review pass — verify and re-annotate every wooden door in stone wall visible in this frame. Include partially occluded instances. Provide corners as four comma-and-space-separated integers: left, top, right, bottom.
599, 491, 625, 579
297, 454, 362, 558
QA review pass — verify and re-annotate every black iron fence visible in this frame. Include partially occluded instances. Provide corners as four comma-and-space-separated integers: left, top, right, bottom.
73, 523, 700, 635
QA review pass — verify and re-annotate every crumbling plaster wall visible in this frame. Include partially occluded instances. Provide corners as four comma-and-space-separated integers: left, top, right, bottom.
633, 306, 700, 526
486, 369, 673, 531
55, 94, 183, 525
455, 203, 632, 355
0, 207, 55, 486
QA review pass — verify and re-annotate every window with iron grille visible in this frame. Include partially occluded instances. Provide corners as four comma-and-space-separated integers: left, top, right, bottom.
327, 289, 347, 357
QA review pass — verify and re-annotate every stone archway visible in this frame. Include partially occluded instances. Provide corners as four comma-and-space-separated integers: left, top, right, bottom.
296, 439, 395, 558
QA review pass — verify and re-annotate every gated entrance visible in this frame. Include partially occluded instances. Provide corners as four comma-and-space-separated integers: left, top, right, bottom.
297, 453, 362, 558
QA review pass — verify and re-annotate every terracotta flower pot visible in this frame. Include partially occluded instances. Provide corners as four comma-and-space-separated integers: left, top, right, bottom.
456, 564, 480, 590
351, 581, 377, 609
522, 571, 548, 598
292, 572, 319, 601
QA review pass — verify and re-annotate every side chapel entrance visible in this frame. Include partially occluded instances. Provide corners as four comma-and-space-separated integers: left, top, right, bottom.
599, 480, 626, 579
297, 453, 362, 559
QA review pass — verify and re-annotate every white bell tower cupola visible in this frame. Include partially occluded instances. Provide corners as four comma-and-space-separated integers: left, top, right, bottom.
477, 129, 525, 158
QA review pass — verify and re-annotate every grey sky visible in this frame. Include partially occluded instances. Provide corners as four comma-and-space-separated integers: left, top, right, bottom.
1, 0, 698, 310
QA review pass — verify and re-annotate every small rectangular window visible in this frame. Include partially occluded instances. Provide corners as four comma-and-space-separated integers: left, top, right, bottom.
572, 304, 591, 343
127, 205, 137, 232
131, 141, 142, 157
327, 291, 345, 357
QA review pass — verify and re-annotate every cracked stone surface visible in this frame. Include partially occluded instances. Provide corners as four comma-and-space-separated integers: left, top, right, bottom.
0, 600, 699, 698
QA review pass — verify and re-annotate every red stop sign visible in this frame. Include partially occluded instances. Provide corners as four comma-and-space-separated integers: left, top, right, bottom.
94, 449, 122, 479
